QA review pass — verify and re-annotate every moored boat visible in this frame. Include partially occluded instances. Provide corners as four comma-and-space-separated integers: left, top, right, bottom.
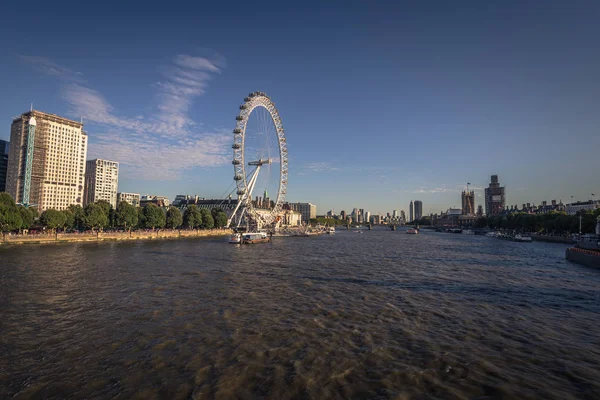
229, 233, 242, 244
406, 228, 418, 234
566, 223, 600, 268
242, 232, 271, 244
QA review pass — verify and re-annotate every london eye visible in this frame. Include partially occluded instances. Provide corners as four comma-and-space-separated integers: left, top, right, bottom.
227, 91, 288, 230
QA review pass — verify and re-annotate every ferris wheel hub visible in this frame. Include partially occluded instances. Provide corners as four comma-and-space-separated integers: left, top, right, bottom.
248, 158, 272, 166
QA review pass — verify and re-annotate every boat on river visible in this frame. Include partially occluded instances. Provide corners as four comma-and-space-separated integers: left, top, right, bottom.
497, 233, 532, 242
242, 232, 271, 244
566, 220, 600, 268
229, 233, 242, 244
406, 228, 418, 234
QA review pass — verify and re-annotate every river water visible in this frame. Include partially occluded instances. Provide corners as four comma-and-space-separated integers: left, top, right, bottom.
1, 229, 599, 399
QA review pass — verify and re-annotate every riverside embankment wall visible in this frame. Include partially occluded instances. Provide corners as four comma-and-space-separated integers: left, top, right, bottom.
1, 229, 232, 245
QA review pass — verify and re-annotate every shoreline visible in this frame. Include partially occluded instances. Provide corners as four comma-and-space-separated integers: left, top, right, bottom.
0, 229, 233, 246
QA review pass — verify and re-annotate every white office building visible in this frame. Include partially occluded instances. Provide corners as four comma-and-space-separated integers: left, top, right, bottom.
84, 159, 119, 207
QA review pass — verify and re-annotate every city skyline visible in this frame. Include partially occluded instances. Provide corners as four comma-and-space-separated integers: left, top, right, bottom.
1, 1, 599, 214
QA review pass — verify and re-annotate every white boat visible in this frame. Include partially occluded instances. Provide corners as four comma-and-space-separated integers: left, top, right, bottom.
462, 229, 475, 235
406, 228, 418, 234
242, 232, 270, 244
514, 234, 532, 242
229, 233, 242, 244
485, 231, 497, 237
327, 227, 335, 234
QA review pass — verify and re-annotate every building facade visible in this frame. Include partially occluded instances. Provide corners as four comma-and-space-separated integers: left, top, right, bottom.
566, 200, 600, 215
117, 192, 141, 207
461, 190, 475, 215
0, 140, 9, 192
6, 110, 88, 211
294, 202, 317, 223
484, 175, 506, 216
140, 195, 170, 207
409, 201, 414, 222
414, 200, 423, 220
84, 159, 119, 207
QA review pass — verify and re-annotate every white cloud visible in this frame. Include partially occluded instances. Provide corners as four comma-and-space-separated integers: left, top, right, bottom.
23, 53, 231, 178
20, 55, 85, 82
304, 162, 340, 173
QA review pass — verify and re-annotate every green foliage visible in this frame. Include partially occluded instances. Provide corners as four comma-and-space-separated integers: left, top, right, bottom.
18, 205, 34, 229
68, 205, 85, 230
214, 211, 228, 228
62, 209, 75, 230
183, 205, 202, 229
476, 211, 598, 234
0, 192, 23, 232
40, 209, 67, 230
83, 203, 109, 230
115, 201, 138, 230
166, 206, 183, 229
95, 200, 113, 227
137, 207, 145, 229
200, 208, 214, 229
142, 203, 165, 229
310, 217, 351, 226
0, 192, 14, 207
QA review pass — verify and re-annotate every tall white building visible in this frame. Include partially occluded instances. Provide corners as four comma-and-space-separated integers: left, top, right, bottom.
84, 159, 119, 207
6, 110, 88, 211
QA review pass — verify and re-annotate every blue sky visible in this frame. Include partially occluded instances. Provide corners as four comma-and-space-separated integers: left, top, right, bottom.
1, 0, 599, 215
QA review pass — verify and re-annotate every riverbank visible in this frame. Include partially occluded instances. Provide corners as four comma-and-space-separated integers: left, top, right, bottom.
0, 229, 232, 245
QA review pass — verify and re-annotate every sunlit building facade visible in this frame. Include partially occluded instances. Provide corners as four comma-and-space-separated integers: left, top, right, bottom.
6, 110, 88, 211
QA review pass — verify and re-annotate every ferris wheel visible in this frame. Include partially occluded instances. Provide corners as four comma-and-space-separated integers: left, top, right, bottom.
227, 91, 288, 230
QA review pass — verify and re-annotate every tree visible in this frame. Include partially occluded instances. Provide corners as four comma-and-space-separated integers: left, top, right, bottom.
0, 192, 23, 232
18, 205, 34, 230
62, 208, 75, 230
183, 205, 202, 229
166, 206, 183, 229
95, 200, 113, 228
115, 201, 138, 231
83, 203, 109, 230
137, 206, 145, 229
214, 211, 228, 228
142, 203, 165, 230
40, 209, 67, 231
200, 208, 214, 229
68, 205, 85, 231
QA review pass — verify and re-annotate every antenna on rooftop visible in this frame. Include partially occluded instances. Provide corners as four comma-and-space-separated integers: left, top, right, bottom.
30, 102, 33, 112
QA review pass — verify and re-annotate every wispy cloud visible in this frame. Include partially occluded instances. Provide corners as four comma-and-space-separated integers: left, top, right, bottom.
20, 55, 85, 82
23, 53, 230, 179
304, 162, 340, 173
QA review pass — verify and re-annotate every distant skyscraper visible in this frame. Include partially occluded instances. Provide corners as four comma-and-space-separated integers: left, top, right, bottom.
461, 190, 475, 215
6, 110, 88, 211
477, 204, 483, 217
400, 210, 406, 222
0, 140, 9, 192
365, 211, 371, 223
484, 175, 506, 216
409, 200, 414, 222
84, 159, 119, 207
340, 210, 346, 220
393, 209, 398, 219
414, 200, 423, 220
